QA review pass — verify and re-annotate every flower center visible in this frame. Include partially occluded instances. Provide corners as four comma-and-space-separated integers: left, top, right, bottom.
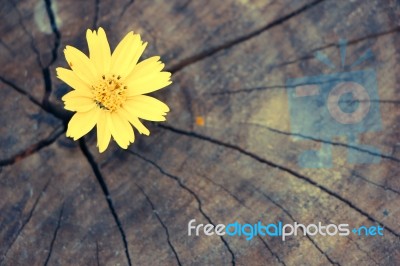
91, 74, 127, 112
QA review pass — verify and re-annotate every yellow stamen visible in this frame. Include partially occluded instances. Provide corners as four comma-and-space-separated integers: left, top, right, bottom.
92, 74, 127, 112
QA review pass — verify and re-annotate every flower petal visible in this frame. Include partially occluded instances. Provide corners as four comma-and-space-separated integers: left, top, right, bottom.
119, 107, 150, 135
128, 41, 148, 74
110, 32, 143, 78
107, 112, 134, 149
64, 95, 96, 112
125, 71, 172, 97
62, 89, 93, 101
87, 27, 111, 75
56, 67, 91, 92
115, 110, 135, 143
66, 108, 100, 140
129, 56, 163, 79
129, 95, 170, 112
123, 97, 168, 121
64, 45, 98, 84
97, 111, 111, 153
110, 32, 134, 72
98, 28, 112, 74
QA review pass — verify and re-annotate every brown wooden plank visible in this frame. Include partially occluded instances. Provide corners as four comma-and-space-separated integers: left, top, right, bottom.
1, 0, 399, 265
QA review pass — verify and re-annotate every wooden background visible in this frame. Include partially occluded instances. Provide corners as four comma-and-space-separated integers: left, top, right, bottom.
1, 0, 399, 265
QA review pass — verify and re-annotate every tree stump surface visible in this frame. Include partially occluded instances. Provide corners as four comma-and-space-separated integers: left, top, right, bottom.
1, 0, 399, 265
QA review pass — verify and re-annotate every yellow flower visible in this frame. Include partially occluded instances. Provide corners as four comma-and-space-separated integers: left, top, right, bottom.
56, 27, 172, 152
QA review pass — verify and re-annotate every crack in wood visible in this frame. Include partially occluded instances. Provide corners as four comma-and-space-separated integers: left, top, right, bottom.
0, 126, 64, 167
207, 79, 342, 95
271, 26, 400, 70
257, 236, 287, 266
198, 27, 400, 96
0, 75, 70, 122
212, 79, 400, 104
158, 124, 400, 238
44, 203, 64, 266
96, 241, 100, 266
255, 188, 340, 266
306, 235, 340, 266
347, 237, 380, 265
0, 76, 43, 109
192, 171, 288, 265
187, 168, 290, 265
93, 0, 100, 29
177, 0, 191, 12
193, 170, 339, 266
351, 171, 400, 196
0, 39, 15, 57
199, 170, 336, 266
126, 149, 236, 266
42, 67, 54, 108
2, 1, 69, 123
194, 170, 332, 266
210, 84, 400, 100
12, 0, 44, 68
167, 0, 326, 74
118, 0, 135, 21
79, 139, 132, 266
43, 0, 61, 68
41, 68, 72, 121
0, 179, 51, 264
135, 184, 182, 266
246, 123, 400, 163
42, 0, 62, 116
199, 174, 248, 208
190, 27, 400, 96
209, 85, 289, 95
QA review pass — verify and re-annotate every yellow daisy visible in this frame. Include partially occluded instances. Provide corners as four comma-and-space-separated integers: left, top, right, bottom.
56, 27, 172, 152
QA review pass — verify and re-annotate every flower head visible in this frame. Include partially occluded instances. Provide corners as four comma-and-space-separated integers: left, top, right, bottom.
57, 27, 171, 152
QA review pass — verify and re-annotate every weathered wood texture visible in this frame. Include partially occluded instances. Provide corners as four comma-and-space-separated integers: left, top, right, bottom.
1, 0, 400, 265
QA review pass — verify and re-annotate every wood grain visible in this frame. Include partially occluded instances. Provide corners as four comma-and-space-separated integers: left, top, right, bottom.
1, 0, 399, 265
